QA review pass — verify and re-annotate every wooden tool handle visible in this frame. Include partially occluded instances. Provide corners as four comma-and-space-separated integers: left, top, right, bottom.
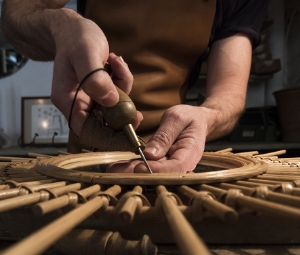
101, 86, 137, 131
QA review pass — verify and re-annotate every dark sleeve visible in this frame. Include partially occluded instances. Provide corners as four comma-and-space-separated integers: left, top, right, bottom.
77, 0, 86, 15
189, 0, 269, 87
211, 0, 269, 48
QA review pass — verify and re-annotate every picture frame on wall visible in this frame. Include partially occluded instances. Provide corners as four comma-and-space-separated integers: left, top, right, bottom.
21, 97, 69, 146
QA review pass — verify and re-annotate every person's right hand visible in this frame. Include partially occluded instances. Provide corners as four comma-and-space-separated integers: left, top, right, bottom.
50, 15, 142, 135
2, 0, 142, 137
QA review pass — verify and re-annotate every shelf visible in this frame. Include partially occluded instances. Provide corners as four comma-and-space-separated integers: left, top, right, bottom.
205, 141, 300, 155
0, 146, 67, 157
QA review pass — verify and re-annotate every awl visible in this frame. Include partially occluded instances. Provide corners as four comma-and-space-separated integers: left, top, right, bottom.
101, 86, 153, 174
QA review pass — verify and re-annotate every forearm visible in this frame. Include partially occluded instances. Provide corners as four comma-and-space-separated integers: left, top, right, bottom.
1, 0, 79, 60
201, 34, 252, 141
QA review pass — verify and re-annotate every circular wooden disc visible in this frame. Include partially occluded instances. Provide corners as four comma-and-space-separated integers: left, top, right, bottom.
34, 152, 268, 185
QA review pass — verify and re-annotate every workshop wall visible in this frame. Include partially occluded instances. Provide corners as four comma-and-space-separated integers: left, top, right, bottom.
0, 61, 53, 146
285, 0, 300, 88
0, 1, 76, 146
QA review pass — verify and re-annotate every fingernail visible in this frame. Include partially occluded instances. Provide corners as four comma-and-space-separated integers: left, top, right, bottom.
119, 56, 128, 66
101, 90, 118, 106
144, 147, 157, 156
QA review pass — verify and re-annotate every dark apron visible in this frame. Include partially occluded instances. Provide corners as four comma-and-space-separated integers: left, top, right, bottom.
68, 0, 216, 153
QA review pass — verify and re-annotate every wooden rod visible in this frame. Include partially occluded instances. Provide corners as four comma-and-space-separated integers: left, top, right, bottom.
256, 150, 287, 157
215, 148, 232, 153
117, 186, 143, 224
247, 178, 284, 184
196, 184, 228, 201
218, 182, 300, 209
118, 196, 139, 223
0, 183, 83, 213
0, 179, 58, 190
233, 180, 275, 188
0, 156, 30, 162
257, 175, 300, 182
1, 185, 122, 255
237, 195, 300, 222
32, 194, 71, 216
159, 193, 211, 255
235, 151, 259, 156
57, 150, 70, 155
215, 183, 255, 196
6, 176, 50, 183
0, 196, 106, 255
1, 167, 36, 172
264, 191, 300, 208
0, 189, 21, 200
178, 185, 238, 223
0, 181, 68, 200
0, 192, 49, 213
27, 153, 52, 158
50, 183, 84, 195
32, 184, 102, 216
4, 173, 43, 178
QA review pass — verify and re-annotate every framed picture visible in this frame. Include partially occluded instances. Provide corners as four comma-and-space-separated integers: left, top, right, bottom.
21, 97, 69, 146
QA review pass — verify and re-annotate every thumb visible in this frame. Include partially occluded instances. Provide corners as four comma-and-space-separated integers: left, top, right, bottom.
143, 129, 175, 160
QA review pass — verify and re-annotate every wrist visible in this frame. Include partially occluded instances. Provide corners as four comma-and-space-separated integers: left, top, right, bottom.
47, 8, 109, 64
198, 101, 244, 141
45, 8, 82, 56
197, 106, 222, 137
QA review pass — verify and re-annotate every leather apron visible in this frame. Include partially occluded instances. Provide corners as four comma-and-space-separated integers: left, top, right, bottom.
68, 0, 216, 153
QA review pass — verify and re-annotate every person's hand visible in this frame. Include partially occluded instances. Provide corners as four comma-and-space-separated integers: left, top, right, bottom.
50, 17, 142, 135
107, 104, 210, 174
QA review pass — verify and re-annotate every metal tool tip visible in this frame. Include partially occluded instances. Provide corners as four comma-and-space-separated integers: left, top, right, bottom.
137, 147, 153, 174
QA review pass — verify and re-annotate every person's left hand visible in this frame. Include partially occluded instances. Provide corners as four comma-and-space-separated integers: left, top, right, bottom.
107, 104, 210, 173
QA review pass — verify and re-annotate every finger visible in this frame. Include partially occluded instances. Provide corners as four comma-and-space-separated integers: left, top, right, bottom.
156, 121, 205, 173
73, 57, 134, 133
51, 58, 95, 135
139, 111, 205, 173
108, 53, 142, 128
135, 139, 203, 174
143, 109, 187, 160
134, 158, 188, 174
69, 67, 139, 135
62, 23, 120, 108
108, 53, 133, 94
80, 69, 119, 107
65, 92, 93, 136
54, 72, 120, 135
130, 110, 143, 130
106, 159, 143, 173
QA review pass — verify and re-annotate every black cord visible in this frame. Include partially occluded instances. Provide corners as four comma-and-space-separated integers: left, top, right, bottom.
18, 136, 23, 147
52, 132, 58, 147
68, 68, 107, 131
31, 133, 39, 147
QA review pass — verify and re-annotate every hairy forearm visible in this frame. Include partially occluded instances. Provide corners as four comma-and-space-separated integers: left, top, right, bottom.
200, 91, 246, 141
201, 34, 252, 141
1, 0, 79, 61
